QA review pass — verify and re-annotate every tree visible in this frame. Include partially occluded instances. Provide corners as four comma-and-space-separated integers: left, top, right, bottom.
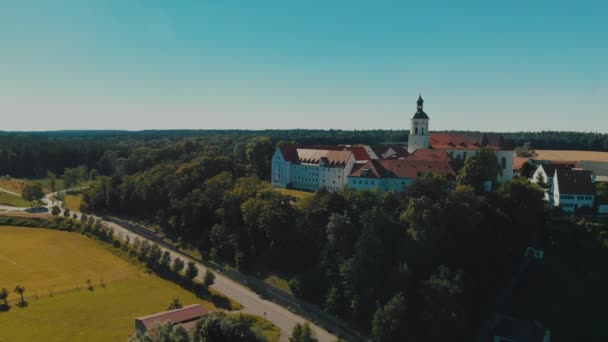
13, 285, 25, 305
63, 167, 80, 190
515, 142, 537, 158
246, 137, 274, 179
161, 251, 172, 268
400, 196, 446, 244
63, 208, 71, 217
203, 270, 216, 288
371, 292, 407, 342
173, 257, 185, 273
22, 182, 44, 204
191, 312, 263, 342
0, 287, 8, 307
149, 244, 162, 263
51, 205, 61, 216
47, 171, 57, 194
535, 172, 548, 188
168, 297, 183, 310
129, 321, 190, 342
422, 266, 467, 340
456, 146, 501, 194
186, 261, 199, 281
290, 322, 318, 342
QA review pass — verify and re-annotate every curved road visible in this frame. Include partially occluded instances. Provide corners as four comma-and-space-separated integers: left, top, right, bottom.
3, 190, 339, 342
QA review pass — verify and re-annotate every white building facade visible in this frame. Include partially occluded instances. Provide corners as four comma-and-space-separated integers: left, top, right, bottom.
552, 169, 596, 212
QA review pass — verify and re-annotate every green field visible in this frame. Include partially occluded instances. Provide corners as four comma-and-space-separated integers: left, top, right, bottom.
63, 193, 83, 212
0, 226, 275, 341
274, 188, 314, 200
0, 192, 30, 207
0, 177, 65, 195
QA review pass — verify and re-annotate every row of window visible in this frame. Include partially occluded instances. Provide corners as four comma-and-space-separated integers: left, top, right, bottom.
561, 195, 593, 200
351, 179, 407, 186
561, 203, 591, 208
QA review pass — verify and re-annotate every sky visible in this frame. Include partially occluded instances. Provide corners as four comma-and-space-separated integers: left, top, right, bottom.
0, 1, 606, 132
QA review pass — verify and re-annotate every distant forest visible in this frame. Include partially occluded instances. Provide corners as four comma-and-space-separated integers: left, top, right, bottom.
1, 129, 607, 178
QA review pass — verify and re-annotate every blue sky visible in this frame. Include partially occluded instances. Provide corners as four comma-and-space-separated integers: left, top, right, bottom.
1, 1, 606, 132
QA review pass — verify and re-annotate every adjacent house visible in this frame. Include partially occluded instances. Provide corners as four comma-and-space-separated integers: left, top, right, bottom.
346, 158, 456, 193
135, 304, 209, 333
552, 169, 596, 212
531, 162, 575, 186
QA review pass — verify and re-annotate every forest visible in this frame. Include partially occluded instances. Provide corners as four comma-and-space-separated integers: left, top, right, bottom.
0, 129, 591, 340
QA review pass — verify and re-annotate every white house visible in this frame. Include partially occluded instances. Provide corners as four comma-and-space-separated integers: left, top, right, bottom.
552, 169, 596, 212
531, 163, 575, 186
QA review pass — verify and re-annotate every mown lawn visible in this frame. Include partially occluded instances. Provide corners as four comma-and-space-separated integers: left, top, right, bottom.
63, 193, 83, 212
0, 192, 30, 207
274, 188, 314, 200
0, 276, 219, 342
0, 226, 273, 341
0, 177, 65, 194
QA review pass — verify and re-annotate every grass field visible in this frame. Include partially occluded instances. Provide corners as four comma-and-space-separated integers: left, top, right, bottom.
275, 188, 314, 200
0, 177, 65, 195
0, 226, 277, 342
0, 192, 30, 207
63, 193, 83, 212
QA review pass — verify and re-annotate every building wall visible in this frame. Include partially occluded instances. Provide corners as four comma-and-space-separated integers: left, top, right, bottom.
347, 177, 413, 193
347, 177, 382, 192
553, 175, 594, 211
289, 163, 320, 191
599, 204, 608, 214
271, 149, 289, 188
531, 165, 550, 184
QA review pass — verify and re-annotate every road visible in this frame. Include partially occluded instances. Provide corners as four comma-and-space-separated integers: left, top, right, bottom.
106, 220, 337, 342
7, 190, 341, 342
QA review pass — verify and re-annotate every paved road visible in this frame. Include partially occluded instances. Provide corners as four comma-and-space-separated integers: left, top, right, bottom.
18, 192, 340, 342
106, 220, 337, 342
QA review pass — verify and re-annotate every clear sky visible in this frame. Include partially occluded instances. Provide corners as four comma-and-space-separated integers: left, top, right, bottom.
1, 1, 606, 132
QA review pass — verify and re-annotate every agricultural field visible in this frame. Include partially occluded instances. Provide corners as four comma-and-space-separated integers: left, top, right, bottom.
534, 150, 608, 162
0, 192, 30, 208
0, 226, 275, 342
63, 193, 84, 212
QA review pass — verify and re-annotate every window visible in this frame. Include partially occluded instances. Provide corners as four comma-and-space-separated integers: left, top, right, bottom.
415, 127, 418, 134
501, 157, 506, 169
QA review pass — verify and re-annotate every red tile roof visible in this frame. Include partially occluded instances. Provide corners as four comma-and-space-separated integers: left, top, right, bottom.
278, 144, 299, 162
406, 149, 451, 162
348, 160, 385, 178
513, 157, 530, 171
296, 149, 352, 166
555, 169, 596, 195
347, 146, 372, 161
349, 159, 455, 179
430, 133, 509, 150
136, 304, 208, 331
379, 159, 456, 179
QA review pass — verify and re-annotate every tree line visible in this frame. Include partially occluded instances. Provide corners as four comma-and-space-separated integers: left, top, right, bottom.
78, 142, 546, 340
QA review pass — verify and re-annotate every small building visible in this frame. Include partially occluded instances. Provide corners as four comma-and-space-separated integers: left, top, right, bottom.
552, 169, 596, 212
135, 304, 208, 333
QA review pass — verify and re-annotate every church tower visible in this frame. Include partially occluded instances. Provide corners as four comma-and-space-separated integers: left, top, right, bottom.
407, 94, 430, 153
